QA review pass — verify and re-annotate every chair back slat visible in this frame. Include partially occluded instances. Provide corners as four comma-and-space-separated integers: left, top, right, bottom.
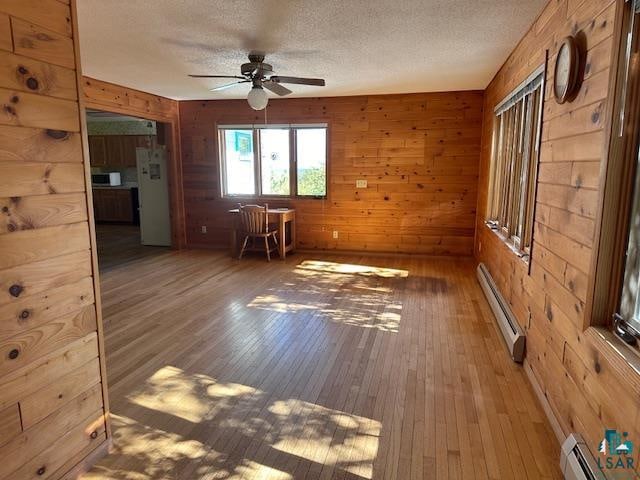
239, 204, 268, 234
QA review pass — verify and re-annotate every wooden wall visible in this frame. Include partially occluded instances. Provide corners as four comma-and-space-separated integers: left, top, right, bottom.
81, 76, 178, 122
179, 92, 483, 255
0, 0, 109, 478
475, 0, 640, 461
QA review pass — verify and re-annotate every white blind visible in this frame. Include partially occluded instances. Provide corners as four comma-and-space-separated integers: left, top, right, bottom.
494, 65, 545, 116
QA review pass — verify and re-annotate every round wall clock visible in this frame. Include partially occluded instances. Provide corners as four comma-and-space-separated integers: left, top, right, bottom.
553, 36, 581, 104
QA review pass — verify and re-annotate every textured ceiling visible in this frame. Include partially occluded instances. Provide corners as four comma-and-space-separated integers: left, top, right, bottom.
77, 0, 546, 101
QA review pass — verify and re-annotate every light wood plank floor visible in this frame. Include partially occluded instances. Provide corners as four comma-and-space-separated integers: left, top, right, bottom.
95, 224, 169, 272
85, 227, 562, 479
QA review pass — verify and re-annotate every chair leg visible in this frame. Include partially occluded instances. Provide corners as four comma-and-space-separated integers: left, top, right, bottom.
273, 232, 279, 246
239, 236, 249, 259
264, 236, 270, 262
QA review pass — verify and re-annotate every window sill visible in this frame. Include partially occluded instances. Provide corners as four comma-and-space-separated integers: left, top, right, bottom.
586, 327, 640, 387
484, 222, 530, 265
222, 195, 327, 201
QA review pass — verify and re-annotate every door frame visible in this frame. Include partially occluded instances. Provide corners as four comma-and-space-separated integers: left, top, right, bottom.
81, 79, 186, 249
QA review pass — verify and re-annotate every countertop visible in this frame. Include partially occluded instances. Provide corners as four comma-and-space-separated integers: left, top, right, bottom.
92, 183, 138, 190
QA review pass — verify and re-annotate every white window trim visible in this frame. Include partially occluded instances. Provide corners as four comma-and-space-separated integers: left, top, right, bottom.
218, 124, 328, 199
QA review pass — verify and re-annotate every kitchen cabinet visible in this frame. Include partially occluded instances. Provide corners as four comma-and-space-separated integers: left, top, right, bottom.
88, 135, 148, 167
104, 136, 123, 164
121, 135, 139, 166
88, 136, 107, 166
93, 188, 134, 223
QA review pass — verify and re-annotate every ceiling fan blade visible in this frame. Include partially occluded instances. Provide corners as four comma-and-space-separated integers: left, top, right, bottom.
209, 80, 249, 92
271, 76, 325, 86
262, 80, 292, 96
189, 74, 246, 79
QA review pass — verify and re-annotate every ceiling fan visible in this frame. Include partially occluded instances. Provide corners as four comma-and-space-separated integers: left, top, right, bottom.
189, 52, 326, 110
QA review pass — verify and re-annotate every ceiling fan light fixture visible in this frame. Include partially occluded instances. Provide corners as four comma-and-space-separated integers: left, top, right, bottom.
247, 85, 269, 110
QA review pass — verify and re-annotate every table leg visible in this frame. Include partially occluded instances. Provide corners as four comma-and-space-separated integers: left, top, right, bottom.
279, 214, 286, 259
290, 212, 296, 252
230, 218, 237, 258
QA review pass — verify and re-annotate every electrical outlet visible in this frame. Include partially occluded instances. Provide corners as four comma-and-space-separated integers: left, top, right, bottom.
201, 225, 207, 234
333, 230, 339, 239
356, 179, 368, 188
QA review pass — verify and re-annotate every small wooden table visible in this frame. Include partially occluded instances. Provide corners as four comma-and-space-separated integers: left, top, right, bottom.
229, 208, 296, 259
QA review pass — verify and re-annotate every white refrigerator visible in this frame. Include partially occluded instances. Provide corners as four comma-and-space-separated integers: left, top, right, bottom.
136, 146, 171, 246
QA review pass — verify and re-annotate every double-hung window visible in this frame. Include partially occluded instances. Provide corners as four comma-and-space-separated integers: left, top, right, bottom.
604, 0, 640, 344
218, 124, 327, 198
486, 66, 544, 258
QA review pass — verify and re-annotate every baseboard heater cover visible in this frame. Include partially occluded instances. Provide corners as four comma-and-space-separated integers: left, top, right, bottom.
476, 263, 525, 362
561, 434, 606, 480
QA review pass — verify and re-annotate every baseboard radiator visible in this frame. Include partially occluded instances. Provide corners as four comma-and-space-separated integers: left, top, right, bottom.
561, 434, 605, 480
476, 263, 525, 362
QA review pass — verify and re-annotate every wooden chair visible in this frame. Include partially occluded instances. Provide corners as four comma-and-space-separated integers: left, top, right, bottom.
238, 204, 279, 261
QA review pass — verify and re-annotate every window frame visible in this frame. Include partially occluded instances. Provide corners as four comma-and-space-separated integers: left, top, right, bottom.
486, 64, 546, 263
587, 0, 640, 345
217, 123, 328, 200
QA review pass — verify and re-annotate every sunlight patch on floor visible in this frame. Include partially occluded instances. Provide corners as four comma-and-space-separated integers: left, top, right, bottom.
248, 292, 402, 332
81, 413, 213, 479
247, 294, 322, 313
127, 365, 257, 423
297, 260, 409, 278
268, 399, 381, 479
246, 260, 405, 332
102, 366, 380, 479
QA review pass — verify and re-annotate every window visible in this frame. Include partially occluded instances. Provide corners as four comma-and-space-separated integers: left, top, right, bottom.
219, 124, 327, 198
221, 129, 255, 195
486, 66, 544, 258
594, 0, 640, 344
259, 128, 290, 196
296, 128, 327, 197
619, 170, 640, 339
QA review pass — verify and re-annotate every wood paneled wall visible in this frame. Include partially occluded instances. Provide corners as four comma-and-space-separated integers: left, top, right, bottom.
0, 0, 109, 478
180, 92, 483, 255
81, 76, 178, 122
475, 0, 640, 458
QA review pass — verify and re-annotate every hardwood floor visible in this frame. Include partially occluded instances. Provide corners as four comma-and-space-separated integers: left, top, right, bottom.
85, 233, 562, 479
95, 224, 170, 272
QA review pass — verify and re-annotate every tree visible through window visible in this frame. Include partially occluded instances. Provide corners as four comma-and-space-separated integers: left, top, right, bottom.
219, 125, 328, 198
260, 128, 290, 196
297, 128, 327, 197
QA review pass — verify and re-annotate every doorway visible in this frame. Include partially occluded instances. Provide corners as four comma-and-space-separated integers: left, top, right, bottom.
86, 109, 172, 270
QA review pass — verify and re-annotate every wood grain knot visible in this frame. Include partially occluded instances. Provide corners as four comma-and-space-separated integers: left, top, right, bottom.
37, 466, 46, 476
17, 66, 28, 75
46, 129, 70, 140
8, 284, 23, 298
594, 361, 601, 373
19, 309, 30, 319
36, 33, 53, 42
90, 430, 98, 439
26, 77, 39, 90
8, 349, 19, 360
